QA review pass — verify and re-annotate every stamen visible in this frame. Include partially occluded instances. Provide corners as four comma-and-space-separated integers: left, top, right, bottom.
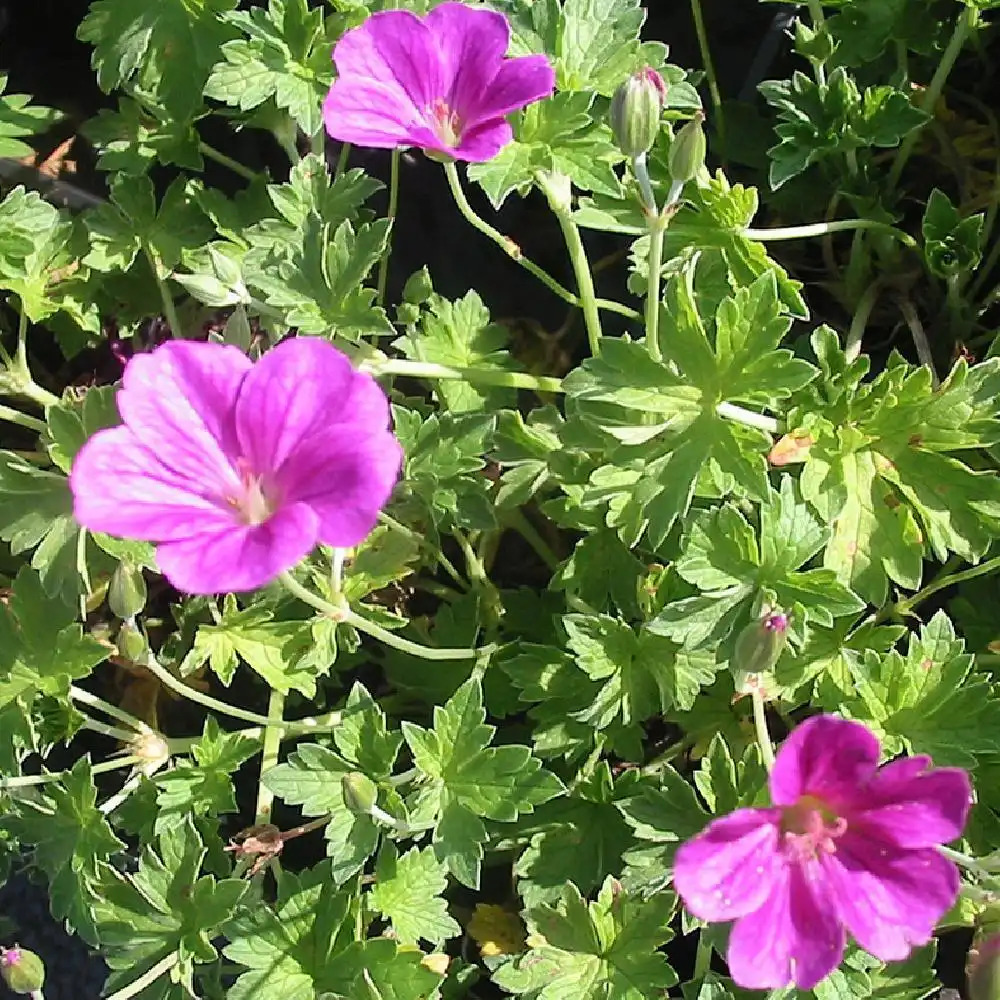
430, 98, 463, 147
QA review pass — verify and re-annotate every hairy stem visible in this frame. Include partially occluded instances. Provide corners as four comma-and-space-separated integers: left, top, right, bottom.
69, 685, 155, 735
363, 357, 564, 394
0, 756, 145, 791
0, 403, 46, 434
146, 248, 183, 341
645, 216, 667, 362
198, 142, 259, 183
743, 219, 917, 248
751, 689, 776, 770
376, 149, 400, 308
715, 401, 780, 435
104, 952, 180, 1000
254, 687, 286, 826
9, 309, 58, 409
689, 0, 725, 152
844, 281, 881, 362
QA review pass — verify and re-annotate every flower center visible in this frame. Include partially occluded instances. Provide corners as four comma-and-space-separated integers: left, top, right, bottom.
225, 461, 276, 527
429, 98, 463, 147
779, 794, 847, 863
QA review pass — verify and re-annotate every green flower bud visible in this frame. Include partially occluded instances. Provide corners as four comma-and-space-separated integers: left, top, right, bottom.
668, 112, 707, 184
969, 933, 1000, 1000
732, 609, 788, 695
116, 620, 148, 662
609, 68, 668, 158
342, 772, 378, 816
108, 562, 147, 620
1, 946, 45, 994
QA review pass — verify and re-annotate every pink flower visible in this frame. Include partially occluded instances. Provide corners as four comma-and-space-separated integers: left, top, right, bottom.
322, 2, 555, 163
70, 338, 403, 595
673, 715, 971, 990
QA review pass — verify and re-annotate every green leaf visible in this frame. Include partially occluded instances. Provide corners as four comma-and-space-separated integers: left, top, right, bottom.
468, 92, 623, 209
223, 862, 352, 1000
501, 0, 668, 96
922, 187, 984, 278
392, 289, 518, 412
817, 611, 1000, 768
0, 76, 60, 158
370, 844, 461, 946
84, 174, 212, 276
790, 331, 1000, 603
78, 0, 240, 119
493, 878, 677, 999
205, 0, 334, 135
44, 386, 121, 473
333, 682, 403, 778
760, 68, 928, 187
4, 758, 125, 944
564, 270, 816, 548
154, 718, 260, 834
650, 478, 864, 650
247, 215, 393, 339
552, 529, 645, 619
401, 678, 564, 887
94, 817, 247, 994
263, 743, 380, 884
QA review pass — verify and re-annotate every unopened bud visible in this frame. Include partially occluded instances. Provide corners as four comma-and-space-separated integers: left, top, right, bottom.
342, 772, 378, 816
668, 112, 707, 184
108, 562, 147, 619
116, 620, 148, 662
0, 946, 45, 994
969, 933, 1000, 1000
732, 609, 789, 693
610, 68, 668, 158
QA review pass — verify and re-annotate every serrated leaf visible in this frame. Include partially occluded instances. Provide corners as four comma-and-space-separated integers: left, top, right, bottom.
922, 187, 984, 278
0, 75, 60, 158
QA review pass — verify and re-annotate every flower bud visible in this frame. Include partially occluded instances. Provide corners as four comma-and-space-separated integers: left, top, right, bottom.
1, 946, 45, 994
108, 562, 147, 620
116, 620, 148, 662
610, 68, 668, 158
969, 933, 1000, 1000
342, 772, 378, 816
732, 609, 789, 694
669, 112, 707, 184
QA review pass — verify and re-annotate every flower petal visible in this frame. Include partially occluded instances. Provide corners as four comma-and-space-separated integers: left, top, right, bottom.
116, 341, 249, 493
323, 78, 433, 150
71, 427, 234, 542
234, 338, 358, 476
155, 503, 319, 595
770, 715, 880, 807
673, 808, 783, 921
425, 3, 509, 113
853, 758, 971, 848
453, 118, 514, 163
728, 862, 845, 990
822, 834, 960, 962
277, 429, 403, 548
464, 56, 556, 126
333, 9, 444, 114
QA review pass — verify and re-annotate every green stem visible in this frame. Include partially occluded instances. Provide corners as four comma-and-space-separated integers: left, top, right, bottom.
645, 216, 667, 362
889, 5, 975, 190
330, 547, 346, 603
844, 281, 881, 362
146, 248, 183, 340
363, 357, 564, 394
377, 512, 467, 590
894, 555, 1000, 619
334, 142, 352, 181
254, 687, 285, 826
198, 142, 259, 183
716, 401, 780, 435
0, 755, 145, 791
751, 689, 776, 770
141, 651, 283, 727
939, 844, 1000, 878
743, 219, 917, 248
0, 403, 45, 433
9, 309, 58, 409
69, 685, 154, 735
442, 161, 638, 321
504, 508, 560, 572
689, 0, 725, 153
806, 0, 825, 27
80, 717, 136, 743
104, 952, 180, 1000
278, 571, 491, 661
376, 149, 400, 308
693, 931, 714, 980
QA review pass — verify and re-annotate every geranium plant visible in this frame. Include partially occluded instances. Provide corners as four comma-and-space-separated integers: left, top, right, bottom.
0, 0, 998, 998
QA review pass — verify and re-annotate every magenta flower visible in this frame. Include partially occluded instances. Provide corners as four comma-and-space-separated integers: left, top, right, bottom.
673, 715, 971, 990
70, 338, 403, 595
322, 2, 555, 163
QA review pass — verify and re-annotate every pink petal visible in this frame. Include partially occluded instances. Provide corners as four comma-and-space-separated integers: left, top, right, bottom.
852, 759, 971, 848
821, 834, 960, 962
770, 715, 880, 808
277, 429, 403, 548
333, 9, 444, 114
71, 426, 235, 542
155, 503, 319, 594
453, 119, 514, 163
115, 341, 249, 493
728, 862, 845, 990
465, 56, 556, 126
425, 3, 509, 113
234, 338, 356, 476
673, 808, 783, 921
323, 78, 432, 150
